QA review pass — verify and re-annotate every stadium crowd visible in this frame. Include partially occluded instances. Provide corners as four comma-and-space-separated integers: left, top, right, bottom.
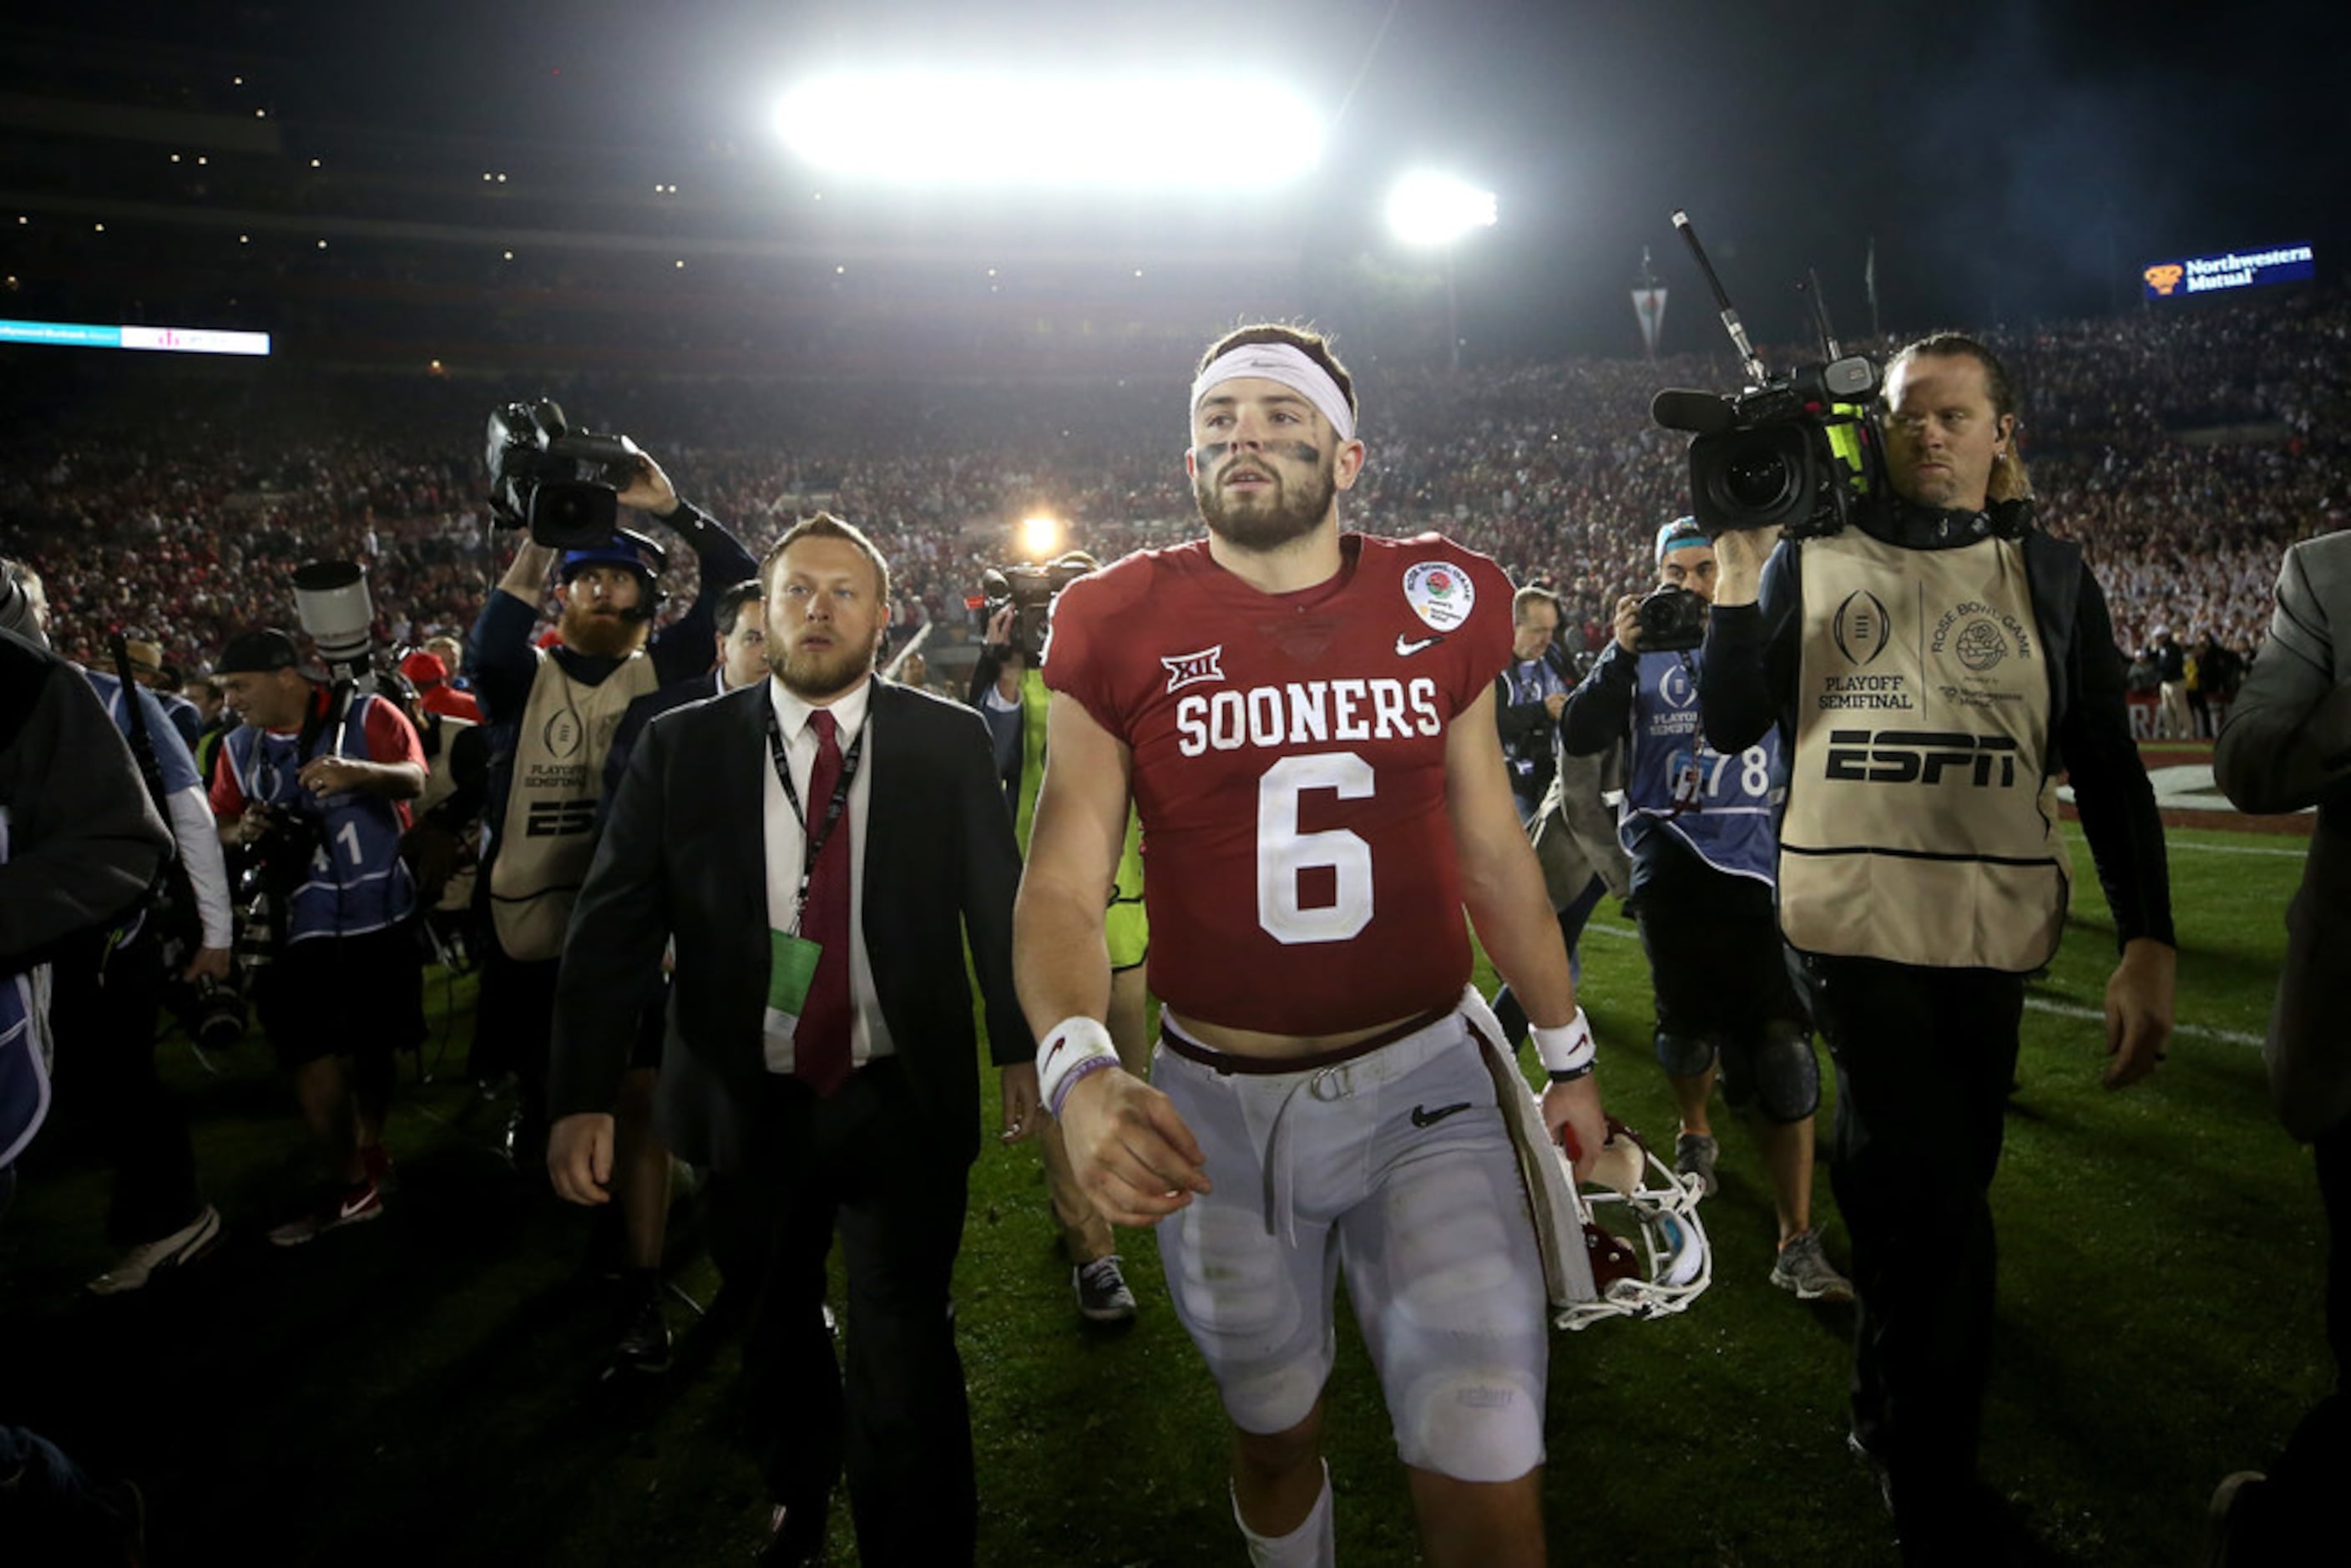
6, 291, 2347, 700
3, 290, 2347, 1559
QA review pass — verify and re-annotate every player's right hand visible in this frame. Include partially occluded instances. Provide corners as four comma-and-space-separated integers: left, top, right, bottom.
1541, 1075, 1606, 1186
548, 1112, 615, 1206
1060, 1067, 1211, 1227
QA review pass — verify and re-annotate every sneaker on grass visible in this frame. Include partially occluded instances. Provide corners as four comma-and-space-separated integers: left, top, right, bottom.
268, 1179, 383, 1247
1674, 1132, 1719, 1197
1074, 1255, 1138, 1323
86, 1204, 223, 1296
1770, 1227, 1855, 1302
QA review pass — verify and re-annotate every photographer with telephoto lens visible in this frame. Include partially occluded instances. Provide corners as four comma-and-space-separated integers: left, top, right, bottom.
1560, 518, 1850, 1304
210, 627, 427, 1246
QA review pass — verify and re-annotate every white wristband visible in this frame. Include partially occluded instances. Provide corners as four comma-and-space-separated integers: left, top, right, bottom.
1039, 1015, 1119, 1119
1531, 1009, 1596, 1076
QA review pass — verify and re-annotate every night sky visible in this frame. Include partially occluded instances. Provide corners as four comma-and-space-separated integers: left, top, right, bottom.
19, 0, 2348, 357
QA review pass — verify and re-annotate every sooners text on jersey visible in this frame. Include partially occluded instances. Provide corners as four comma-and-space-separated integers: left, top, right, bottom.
1044, 534, 1514, 1035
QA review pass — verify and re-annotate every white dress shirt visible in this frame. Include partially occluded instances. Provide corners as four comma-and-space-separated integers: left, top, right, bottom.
761, 675, 894, 1074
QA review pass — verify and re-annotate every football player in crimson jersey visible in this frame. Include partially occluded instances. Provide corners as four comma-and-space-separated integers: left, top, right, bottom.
1017, 324, 1603, 1568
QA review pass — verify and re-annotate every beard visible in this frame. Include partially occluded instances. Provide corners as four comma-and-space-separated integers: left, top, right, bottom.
1193, 453, 1337, 553
766, 636, 875, 701
559, 603, 645, 659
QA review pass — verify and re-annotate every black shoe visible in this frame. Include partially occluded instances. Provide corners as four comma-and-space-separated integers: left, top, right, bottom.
756, 1502, 826, 1565
1073, 1255, 1139, 1324
606, 1287, 673, 1378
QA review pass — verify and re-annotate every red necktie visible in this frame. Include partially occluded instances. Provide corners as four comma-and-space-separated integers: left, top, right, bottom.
794, 709, 853, 1096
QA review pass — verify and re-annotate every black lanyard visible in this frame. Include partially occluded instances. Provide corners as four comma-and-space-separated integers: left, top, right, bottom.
764, 699, 867, 918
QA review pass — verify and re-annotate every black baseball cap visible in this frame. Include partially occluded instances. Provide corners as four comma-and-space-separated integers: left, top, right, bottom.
216, 628, 302, 675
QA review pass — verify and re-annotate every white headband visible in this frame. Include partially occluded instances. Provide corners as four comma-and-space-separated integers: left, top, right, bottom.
1190, 342, 1357, 443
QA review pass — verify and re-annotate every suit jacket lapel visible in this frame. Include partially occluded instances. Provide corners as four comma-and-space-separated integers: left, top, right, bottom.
862, 680, 903, 907
724, 685, 774, 933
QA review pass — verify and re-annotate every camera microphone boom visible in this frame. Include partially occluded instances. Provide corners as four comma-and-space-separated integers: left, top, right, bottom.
1671, 210, 1768, 387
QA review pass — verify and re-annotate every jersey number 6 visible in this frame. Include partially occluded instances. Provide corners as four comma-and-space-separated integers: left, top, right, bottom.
1257, 752, 1374, 944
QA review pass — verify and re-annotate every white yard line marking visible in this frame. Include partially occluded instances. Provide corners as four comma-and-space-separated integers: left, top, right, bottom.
1579, 921, 2264, 1048
2162, 840, 2306, 857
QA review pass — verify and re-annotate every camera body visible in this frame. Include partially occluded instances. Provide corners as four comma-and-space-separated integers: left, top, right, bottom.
1635, 584, 1708, 654
244, 805, 325, 903
979, 554, 1095, 665
484, 399, 645, 550
1656, 356, 1884, 541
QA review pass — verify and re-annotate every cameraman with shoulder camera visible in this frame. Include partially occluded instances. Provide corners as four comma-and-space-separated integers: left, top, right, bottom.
1559, 519, 1851, 1303
1697, 332, 2174, 1560
210, 628, 427, 1245
464, 448, 755, 1163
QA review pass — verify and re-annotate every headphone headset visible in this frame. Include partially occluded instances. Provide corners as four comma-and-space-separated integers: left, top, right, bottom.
562, 529, 669, 624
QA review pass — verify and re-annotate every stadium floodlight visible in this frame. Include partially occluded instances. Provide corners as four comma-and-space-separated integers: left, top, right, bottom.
775, 73, 1322, 188
1385, 172, 1498, 248
1019, 514, 1063, 559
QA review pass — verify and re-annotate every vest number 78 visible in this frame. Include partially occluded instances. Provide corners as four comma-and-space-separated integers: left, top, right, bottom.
1257, 752, 1374, 944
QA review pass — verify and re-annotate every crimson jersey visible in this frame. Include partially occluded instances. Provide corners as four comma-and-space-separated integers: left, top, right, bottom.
1044, 533, 1514, 1035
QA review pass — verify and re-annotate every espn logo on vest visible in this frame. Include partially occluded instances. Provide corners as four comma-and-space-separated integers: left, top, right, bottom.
1823, 729, 2020, 788
524, 799, 599, 837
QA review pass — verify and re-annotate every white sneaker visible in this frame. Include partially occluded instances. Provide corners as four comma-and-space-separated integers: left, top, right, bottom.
86, 1204, 223, 1296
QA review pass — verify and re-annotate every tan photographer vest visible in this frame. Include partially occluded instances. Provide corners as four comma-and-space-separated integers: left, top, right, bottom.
1778, 529, 2069, 972
488, 650, 657, 961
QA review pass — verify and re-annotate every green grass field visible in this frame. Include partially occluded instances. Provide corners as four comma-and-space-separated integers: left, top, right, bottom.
0, 817, 2328, 1565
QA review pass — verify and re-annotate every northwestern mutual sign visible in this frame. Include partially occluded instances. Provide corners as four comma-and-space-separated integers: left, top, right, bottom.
2142, 244, 2316, 301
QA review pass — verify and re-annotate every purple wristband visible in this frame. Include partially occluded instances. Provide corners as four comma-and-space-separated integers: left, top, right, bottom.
1049, 1054, 1119, 1120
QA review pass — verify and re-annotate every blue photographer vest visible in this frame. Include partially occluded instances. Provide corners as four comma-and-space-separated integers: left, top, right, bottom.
0, 807, 50, 1168
1620, 648, 1782, 885
225, 691, 416, 943
81, 668, 202, 794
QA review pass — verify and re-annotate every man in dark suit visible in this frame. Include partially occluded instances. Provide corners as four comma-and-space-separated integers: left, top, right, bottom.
580, 575, 770, 1376
548, 514, 1038, 1566
2208, 529, 2351, 1560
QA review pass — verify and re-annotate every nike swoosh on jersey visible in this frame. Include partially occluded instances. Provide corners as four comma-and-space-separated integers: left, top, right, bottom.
1410, 1101, 1474, 1129
1394, 634, 1444, 657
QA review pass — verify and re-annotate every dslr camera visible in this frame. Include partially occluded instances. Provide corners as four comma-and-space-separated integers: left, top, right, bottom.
978, 552, 1097, 665
484, 399, 646, 550
1634, 584, 1708, 653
